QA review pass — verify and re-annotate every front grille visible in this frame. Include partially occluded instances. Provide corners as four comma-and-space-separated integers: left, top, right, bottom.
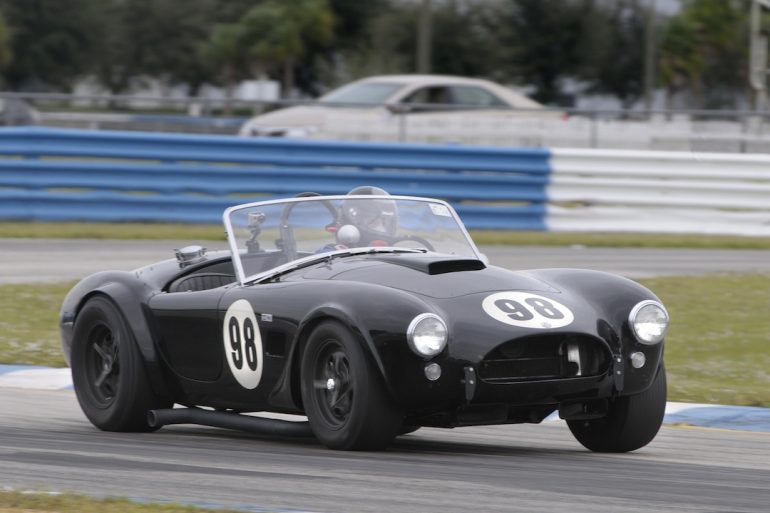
480, 357, 563, 381
478, 334, 610, 383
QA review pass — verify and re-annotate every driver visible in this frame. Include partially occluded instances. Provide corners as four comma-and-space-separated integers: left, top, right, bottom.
316, 186, 398, 252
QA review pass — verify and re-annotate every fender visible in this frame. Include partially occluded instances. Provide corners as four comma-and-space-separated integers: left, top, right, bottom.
81, 280, 171, 401
526, 268, 665, 394
269, 304, 397, 411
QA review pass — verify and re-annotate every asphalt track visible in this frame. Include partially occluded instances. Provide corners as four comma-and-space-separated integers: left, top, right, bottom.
0, 388, 768, 513
2, 238, 770, 283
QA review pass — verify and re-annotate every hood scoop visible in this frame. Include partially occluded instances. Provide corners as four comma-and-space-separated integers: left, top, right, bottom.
370, 254, 486, 275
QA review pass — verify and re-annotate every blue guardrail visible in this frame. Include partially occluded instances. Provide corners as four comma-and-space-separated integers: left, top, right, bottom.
0, 127, 551, 230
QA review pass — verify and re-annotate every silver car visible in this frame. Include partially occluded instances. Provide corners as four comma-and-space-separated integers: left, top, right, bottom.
239, 74, 559, 142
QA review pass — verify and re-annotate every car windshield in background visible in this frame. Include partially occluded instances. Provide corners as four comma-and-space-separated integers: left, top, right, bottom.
224, 195, 480, 283
319, 82, 403, 105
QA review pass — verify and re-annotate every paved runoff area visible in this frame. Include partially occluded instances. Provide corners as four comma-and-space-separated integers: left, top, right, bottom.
1, 364, 768, 433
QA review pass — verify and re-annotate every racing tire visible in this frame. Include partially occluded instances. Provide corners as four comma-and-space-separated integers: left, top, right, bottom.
567, 363, 667, 453
70, 296, 170, 432
300, 321, 403, 450
398, 425, 421, 436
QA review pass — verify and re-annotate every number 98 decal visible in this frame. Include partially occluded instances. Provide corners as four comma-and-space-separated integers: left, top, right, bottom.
222, 299, 263, 389
482, 292, 574, 329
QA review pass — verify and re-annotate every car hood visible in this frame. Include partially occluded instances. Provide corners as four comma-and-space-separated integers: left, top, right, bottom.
301, 253, 560, 299
247, 106, 327, 126
242, 105, 379, 127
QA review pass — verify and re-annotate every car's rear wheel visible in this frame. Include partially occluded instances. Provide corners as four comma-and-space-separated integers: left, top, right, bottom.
300, 321, 403, 450
567, 364, 667, 452
70, 296, 170, 432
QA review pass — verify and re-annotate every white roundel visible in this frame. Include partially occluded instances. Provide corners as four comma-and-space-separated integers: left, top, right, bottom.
222, 299, 263, 389
482, 292, 574, 329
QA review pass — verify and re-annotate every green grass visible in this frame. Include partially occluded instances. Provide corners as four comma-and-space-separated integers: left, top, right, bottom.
0, 275, 768, 407
0, 222, 227, 241
638, 274, 770, 407
2, 221, 770, 248
0, 282, 73, 367
0, 490, 244, 513
471, 230, 770, 249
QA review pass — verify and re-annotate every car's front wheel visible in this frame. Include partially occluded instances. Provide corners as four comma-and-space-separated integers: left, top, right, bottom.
300, 321, 403, 450
567, 364, 667, 452
70, 296, 170, 432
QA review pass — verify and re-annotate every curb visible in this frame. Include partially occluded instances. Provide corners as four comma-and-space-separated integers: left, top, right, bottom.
663, 402, 770, 433
0, 364, 72, 390
1, 364, 768, 433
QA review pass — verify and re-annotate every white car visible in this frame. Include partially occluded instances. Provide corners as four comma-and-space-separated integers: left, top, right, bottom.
239, 74, 560, 143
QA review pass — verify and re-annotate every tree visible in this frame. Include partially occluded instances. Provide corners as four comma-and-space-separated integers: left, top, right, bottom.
0, 12, 12, 77
200, 23, 247, 113
419, 0, 501, 78
90, 0, 218, 95
324, 3, 413, 83
658, 12, 704, 107
0, 0, 102, 90
296, 0, 391, 92
239, 0, 334, 97
328, 0, 390, 50
659, 0, 750, 108
581, 0, 648, 108
485, 0, 588, 104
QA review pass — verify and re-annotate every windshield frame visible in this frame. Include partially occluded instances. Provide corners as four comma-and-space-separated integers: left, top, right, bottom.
223, 195, 481, 286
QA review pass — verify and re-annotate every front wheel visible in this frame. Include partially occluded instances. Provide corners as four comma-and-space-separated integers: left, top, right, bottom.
567, 364, 667, 452
300, 321, 403, 450
70, 296, 170, 432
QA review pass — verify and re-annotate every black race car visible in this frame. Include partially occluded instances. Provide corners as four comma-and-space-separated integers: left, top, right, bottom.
61, 187, 669, 451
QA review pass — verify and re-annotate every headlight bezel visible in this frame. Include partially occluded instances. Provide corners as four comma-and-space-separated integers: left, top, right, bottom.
407, 313, 448, 358
628, 300, 669, 345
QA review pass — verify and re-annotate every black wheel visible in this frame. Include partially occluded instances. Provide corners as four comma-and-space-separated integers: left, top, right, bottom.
300, 321, 403, 450
567, 364, 667, 452
70, 296, 170, 432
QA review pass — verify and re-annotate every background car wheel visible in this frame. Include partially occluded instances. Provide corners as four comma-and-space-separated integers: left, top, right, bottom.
567, 364, 667, 453
300, 321, 403, 450
70, 296, 170, 432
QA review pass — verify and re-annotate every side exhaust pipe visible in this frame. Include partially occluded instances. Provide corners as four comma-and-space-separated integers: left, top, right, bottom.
147, 408, 313, 438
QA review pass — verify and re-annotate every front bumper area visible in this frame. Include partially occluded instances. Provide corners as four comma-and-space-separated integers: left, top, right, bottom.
389, 327, 663, 428
409, 369, 617, 428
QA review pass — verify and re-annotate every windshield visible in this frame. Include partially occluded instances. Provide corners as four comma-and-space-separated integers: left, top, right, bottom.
319, 82, 403, 105
224, 195, 480, 284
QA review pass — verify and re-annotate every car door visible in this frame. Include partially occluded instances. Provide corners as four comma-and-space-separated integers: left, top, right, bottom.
393, 84, 511, 142
149, 287, 228, 383
150, 279, 300, 409
215, 284, 297, 404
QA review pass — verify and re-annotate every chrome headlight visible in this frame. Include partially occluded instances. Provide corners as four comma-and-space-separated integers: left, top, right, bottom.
407, 313, 447, 358
629, 300, 669, 345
